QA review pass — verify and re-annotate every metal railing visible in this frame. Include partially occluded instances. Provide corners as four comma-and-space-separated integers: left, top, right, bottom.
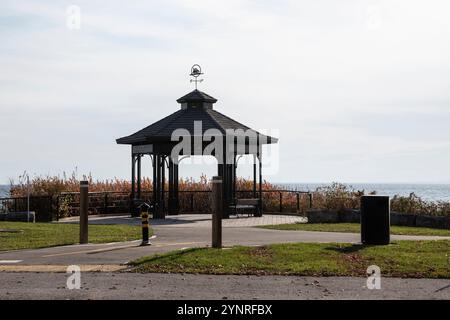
1, 189, 314, 221
0, 195, 54, 222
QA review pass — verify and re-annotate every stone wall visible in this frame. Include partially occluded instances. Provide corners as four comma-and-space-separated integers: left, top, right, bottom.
306, 209, 450, 230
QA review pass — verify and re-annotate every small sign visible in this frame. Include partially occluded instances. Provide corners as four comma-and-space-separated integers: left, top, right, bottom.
132, 144, 153, 154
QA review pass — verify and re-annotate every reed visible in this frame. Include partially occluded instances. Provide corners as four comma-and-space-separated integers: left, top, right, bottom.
8, 172, 450, 217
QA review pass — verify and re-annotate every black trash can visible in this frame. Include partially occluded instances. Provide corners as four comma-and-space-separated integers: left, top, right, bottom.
360, 195, 390, 245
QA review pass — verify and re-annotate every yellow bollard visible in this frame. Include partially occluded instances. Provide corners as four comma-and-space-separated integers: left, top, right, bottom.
141, 209, 150, 246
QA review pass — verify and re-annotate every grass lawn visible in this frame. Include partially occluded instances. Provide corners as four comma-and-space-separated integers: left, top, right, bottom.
0, 222, 149, 251
132, 240, 450, 278
257, 223, 450, 236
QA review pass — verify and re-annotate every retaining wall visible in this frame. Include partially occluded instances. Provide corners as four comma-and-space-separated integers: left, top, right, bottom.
306, 209, 450, 230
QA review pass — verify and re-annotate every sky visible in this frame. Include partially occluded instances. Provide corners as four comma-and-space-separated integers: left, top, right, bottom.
1, 0, 450, 185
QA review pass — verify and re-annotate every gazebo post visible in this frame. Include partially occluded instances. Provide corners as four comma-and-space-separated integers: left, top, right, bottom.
137, 154, 142, 199
233, 154, 237, 200
155, 155, 161, 218
227, 163, 233, 206
168, 157, 174, 215
152, 155, 156, 205
258, 152, 263, 217
224, 142, 232, 219
253, 154, 257, 198
174, 162, 179, 214
217, 161, 227, 219
131, 153, 136, 200
130, 153, 136, 216
161, 155, 166, 217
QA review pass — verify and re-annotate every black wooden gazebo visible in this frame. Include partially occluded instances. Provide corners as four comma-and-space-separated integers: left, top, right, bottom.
116, 67, 278, 219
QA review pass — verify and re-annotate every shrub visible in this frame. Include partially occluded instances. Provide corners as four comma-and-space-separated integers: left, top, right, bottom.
8, 173, 450, 217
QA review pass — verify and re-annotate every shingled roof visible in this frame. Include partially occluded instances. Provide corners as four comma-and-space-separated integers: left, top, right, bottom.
176, 89, 218, 104
116, 90, 278, 145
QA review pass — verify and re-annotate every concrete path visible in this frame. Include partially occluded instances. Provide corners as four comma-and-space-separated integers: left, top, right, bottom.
1, 272, 449, 300
59, 213, 307, 227
0, 214, 449, 266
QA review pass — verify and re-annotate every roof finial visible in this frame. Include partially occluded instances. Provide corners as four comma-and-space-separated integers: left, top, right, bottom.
190, 64, 203, 90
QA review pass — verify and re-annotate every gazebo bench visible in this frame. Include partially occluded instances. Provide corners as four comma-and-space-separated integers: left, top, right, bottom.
230, 199, 260, 217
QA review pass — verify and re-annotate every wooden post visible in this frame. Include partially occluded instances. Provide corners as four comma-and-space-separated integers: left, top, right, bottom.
79, 181, 89, 244
211, 176, 223, 249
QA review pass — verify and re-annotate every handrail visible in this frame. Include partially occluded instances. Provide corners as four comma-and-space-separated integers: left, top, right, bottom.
1, 189, 313, 200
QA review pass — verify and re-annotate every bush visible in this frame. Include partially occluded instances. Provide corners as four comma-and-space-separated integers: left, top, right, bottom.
8, 173, 450, 217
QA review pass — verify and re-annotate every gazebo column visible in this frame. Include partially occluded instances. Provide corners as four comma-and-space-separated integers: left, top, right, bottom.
257, 152, 263, 217
168, 157, 174, 215
156, 155, 160, 213
217, 161, 229, 219
168, 157, 179, 215
174, 162, 179, 214
233, 154, 237, 200
131, 154, 136, 200
152, 155, 157, 205
226, 163, 233, 206
253, 154, 257, 198
224, 146, 234, 219
130, 153, 136, 216
137, 155, 142, 199
163, 156, 167, 218
154, 155, 162, 219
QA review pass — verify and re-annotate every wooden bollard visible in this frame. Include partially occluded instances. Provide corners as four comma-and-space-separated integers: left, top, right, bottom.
211, 176, 223, 248
79, 181, 89, 244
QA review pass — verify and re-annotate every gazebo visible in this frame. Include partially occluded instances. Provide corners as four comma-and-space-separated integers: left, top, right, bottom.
116, 66, 278, 219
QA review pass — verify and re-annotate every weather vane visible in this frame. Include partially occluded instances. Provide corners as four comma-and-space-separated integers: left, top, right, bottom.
190, 64, 203, 90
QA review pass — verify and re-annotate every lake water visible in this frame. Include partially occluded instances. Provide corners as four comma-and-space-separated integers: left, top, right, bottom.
0, 185, 10, 198
2, 183, 450, 202
276, 183, 450, 202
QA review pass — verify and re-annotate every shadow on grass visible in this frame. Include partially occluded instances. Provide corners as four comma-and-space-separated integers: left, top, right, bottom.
131, 247, 209, 265
325, 244, 378, 254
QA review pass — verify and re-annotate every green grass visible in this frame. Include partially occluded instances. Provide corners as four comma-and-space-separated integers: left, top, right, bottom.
132, 240, 450, 278
0, 222, 149, 251
257, 223, 450, 236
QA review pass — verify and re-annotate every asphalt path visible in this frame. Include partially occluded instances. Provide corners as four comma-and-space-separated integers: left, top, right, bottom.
1, 214, 448, 265
1, 272, 449, 300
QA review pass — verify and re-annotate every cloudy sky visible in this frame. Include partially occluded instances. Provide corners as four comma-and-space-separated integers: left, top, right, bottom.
1, 0, 450, 184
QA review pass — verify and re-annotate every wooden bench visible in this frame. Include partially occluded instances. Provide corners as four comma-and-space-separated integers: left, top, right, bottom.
230, 199, 260, 217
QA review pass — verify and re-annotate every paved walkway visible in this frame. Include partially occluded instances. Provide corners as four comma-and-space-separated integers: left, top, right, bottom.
59, 213, 306, 227
1, 273, 449, 299
0, 214, 448, 267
